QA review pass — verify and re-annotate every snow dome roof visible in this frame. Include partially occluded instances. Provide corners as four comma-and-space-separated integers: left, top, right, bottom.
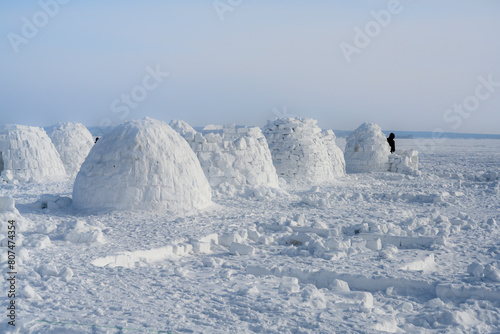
169, 119, 197, 136
263, 118, 344, 186
344, 122, 391, 173
180, 123, 280, 190
47, 122, 94, 177
72, 118, 213, 211
0, 124, 66, 182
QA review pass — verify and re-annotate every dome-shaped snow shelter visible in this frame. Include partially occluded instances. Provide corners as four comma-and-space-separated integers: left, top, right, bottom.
169, 119, 196, 137
344, 122, 391, 173
320, 129, 346, 178
263, 118, 344, 186
72, 118, 213, 211
47, 122, 94, 177
0, 124, 66, 182
172, 121, 280, 190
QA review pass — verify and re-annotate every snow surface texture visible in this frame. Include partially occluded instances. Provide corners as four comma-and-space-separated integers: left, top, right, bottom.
345, 122, 392, 173
72, 118, 212, 211
263, 118, 345, 186
46, 122, 94, 177
0, 125, 66, 183
172, 120, 280, 191
0, 139, 500, 333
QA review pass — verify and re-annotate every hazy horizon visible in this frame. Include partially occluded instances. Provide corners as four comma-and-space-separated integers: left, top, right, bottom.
1, 1, 499, 134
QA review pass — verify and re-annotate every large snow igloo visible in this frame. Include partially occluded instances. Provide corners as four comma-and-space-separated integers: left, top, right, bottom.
72, 118, 213, 211
263, 118, 345, 186
344, 122, 391, 173
171, 120, 280, 190
47, 122, 94, 177
0, 124, 66, 182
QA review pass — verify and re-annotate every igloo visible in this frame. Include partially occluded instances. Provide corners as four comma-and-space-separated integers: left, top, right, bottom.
47, 122, 94, 177
320, 129, 346, 178
72, 118, 213, 211
344, 122, 391, 173
0, 124, 66, 182
263, 118, 345, 186
172, 121, 280, 190
169, 119, 196, 136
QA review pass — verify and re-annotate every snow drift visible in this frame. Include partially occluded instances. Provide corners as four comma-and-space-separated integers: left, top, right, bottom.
0, 124, 66, 182
263, 118, 345, 186
47, 122, 94, 177
171, 120, 280, 190
72, 118, 212, 211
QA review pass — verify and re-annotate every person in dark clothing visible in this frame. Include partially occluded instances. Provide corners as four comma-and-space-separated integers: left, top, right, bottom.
387, 133, 395, 153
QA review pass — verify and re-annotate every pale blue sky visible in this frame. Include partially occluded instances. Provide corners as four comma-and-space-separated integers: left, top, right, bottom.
1, 1, 499, 134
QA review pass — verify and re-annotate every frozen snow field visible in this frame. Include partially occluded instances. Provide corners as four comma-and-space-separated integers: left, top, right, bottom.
0, 138, 499, 333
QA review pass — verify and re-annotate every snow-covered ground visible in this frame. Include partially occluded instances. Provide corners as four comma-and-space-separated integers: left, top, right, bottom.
1, 138, 499, 333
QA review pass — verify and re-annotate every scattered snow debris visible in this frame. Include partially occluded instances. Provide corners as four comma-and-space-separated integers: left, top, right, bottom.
174, 267, 189, 278
279, 276, 300, 294
330, 279, 350, 292
59, 267, 74, 282
263, 117, 344, 186
0, 196, 17, 213
24, 234, 51, 249
467, 262, 485, 278
0, 124, 66, 182
33, 194, 71, 210
46, 122, 94, 177
483, 264, 500, 282
487, 218, 497, 226
72, 118, 213, 211
62, 220, 105, 244
39, 263, 59, 277
21, 285, 42, 300
388, 149, 420, 175
344, 122, 391, 173
219, 232, 245, 247
229, 242, 255, 256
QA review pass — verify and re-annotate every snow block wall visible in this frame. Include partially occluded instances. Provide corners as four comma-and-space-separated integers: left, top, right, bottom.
263, 118, 345, 185
172, 121, 280, 190
388, 150, 419, 175
344, 122, 391, 173
0, 125, 66, 182
72, 118, 213, 211
47, 122, 94, 177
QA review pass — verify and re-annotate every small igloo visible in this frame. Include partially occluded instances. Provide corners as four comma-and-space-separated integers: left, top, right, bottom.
172, 121, 280, 190
72, 118, 212, 211
47, 122, 94, 177
169, 119, 196, 136
0, 125, 66, 182
344, 122, 391, 173
263, 118, 345, 186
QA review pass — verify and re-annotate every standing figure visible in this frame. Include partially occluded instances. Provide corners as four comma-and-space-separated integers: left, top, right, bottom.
387, 133, 395, 153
